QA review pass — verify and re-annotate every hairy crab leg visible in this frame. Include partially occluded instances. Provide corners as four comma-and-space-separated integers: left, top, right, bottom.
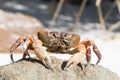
64, 44, 86, 70
32, 39, 53, 69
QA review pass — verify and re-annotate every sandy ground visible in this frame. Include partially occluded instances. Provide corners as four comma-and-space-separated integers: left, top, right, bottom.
0, 0, 120, 77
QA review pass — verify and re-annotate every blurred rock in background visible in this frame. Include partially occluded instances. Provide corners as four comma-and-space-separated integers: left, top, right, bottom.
0, 9, 44, 52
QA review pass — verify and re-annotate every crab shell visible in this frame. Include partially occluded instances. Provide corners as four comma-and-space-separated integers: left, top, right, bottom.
37, 31, 80, 53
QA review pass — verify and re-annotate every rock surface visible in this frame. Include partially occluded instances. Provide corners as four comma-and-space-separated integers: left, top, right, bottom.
0, 57, 119, 80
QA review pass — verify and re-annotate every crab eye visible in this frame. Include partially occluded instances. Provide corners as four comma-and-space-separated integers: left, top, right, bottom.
64, 33, 71, 37
61, 32, 71, 38
49, 31, 59, 37
64, 34, 67, 37
54, 32, 59, 37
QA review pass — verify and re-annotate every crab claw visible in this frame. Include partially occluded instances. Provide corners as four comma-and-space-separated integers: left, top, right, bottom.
33, 39, 53, 69
64, 52, 85, 71
64, 44, 86, 70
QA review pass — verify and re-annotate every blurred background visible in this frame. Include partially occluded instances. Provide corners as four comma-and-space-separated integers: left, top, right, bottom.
0, 0, 120, 76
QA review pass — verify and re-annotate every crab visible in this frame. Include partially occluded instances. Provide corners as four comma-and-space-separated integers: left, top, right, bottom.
9, 31, 102, 70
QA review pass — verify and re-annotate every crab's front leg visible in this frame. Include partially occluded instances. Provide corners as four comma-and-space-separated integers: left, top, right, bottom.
10, 35, 27, 53
9, 35, 33, 62
64, 44, 86, 70
10, 35, 53, 69
32, 39, 53, 69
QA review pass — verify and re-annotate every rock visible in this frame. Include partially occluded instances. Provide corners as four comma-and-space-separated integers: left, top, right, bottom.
0, 57, 119, 80
0, 9, 44, 28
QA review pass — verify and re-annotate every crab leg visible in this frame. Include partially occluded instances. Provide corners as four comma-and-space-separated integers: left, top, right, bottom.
10, 35, 28, 62
9, 35, 26, 53
22, 50, 31, 59
64, 44, 86, 70
93, 43, 102, 65
86, 47, 91, 64
32, 39, 53, 69
85, 41, 102, 65
22, 35, 34, 58
9, 35, 34, 62
10, 35, 53, 69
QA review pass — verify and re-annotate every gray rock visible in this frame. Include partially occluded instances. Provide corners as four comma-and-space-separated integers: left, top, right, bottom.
0, 57, 120, 80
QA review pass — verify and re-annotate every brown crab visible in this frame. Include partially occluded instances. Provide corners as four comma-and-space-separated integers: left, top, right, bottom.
9, 31, 102, 70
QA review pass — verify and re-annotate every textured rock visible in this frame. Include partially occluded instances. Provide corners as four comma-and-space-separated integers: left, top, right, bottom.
0, 57, 119, 80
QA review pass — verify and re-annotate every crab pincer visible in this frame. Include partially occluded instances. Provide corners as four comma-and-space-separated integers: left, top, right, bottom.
32, 39, 53, 69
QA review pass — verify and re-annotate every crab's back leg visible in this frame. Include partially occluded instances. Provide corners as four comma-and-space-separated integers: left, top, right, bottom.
32, 39, 53, 69
84, 41, 102, 65
93, 43, 102, 65
86, 47, 91, 64
64, 44, 86, 70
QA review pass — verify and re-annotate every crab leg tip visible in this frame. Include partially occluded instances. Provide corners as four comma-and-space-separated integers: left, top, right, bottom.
10, 54, 14, 62
64, 66, 70, 71
44, 57, 53, 69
